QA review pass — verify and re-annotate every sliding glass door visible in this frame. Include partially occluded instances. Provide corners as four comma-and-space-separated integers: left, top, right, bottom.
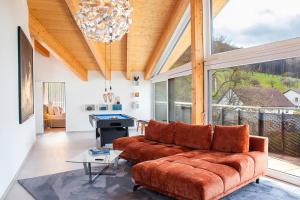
153, 74, 192, 123
154, 81, 168, 122
168, 75, 192, 123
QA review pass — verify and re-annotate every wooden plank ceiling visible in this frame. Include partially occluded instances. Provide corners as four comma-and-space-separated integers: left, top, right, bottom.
28, 0, 178, 79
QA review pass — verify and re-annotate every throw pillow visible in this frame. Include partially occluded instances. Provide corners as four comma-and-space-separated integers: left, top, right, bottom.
48, 104, 54, 115
53, 106, 60, 115
212, 124, 250, 153
145, 120, 175, 144
174, 122, 213, 150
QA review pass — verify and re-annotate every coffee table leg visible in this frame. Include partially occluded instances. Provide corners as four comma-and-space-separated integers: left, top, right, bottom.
114, 156, 119, 169
82, 162, 95, 183
83, 162, 88, 174
83, 162, 113, 184
88, 163, 92, 183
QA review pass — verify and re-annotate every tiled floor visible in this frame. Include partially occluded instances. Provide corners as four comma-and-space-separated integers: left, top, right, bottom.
4, 129, 140, 200
269, 153, 300, 177
3, 129, 300, 200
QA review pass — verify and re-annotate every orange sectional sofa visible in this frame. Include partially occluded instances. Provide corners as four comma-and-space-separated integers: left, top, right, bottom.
113, 120, 268, 200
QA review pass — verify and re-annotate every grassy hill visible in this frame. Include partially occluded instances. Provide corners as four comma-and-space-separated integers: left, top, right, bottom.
212, 68, 300, 101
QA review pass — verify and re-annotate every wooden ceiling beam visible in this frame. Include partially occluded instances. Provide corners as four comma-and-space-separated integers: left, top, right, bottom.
160, 0, 229, 73
29, 14, 88, 81
64, 0, 110, 80
144, 0, 189, 80
34, 40, 50, 57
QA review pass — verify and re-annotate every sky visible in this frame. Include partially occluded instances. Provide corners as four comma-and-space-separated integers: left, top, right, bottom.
213, 0, 300, 48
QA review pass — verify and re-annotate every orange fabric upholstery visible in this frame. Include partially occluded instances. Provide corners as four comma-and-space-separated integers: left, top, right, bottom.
245, 151, 268, 176
132, 149, 265, 200
145, 120, 175, 144
174, 122, 213, 150
113, 123, 268, 200
212, 125, 250, 153
120, 140, 191, 162
113, 135, 145, 150
249, 135, 268, 153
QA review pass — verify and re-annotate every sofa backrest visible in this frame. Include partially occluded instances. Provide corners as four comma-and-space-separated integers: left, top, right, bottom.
211, 125, 250, 153
44, 104, 64, 116
174, 122, 212, 150
145, 120, 175, 144
146, 120, 268, 153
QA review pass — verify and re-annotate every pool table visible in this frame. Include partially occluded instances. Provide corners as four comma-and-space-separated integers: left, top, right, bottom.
89, 114, 135, 147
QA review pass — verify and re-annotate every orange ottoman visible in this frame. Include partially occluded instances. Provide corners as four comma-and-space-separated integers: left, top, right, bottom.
132, 154, 242, 200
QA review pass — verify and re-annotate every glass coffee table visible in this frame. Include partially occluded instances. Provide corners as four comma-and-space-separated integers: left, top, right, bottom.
66, 149, 122, 184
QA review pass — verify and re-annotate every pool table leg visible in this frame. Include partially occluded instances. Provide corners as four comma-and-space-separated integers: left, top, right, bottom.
126, 127, 129, 137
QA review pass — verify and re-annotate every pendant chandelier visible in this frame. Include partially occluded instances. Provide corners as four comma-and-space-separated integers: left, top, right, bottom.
75, 0, 133, 43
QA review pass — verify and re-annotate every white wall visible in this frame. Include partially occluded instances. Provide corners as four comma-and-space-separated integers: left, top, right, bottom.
34, 53, 152, 133
0, 0, 36, 198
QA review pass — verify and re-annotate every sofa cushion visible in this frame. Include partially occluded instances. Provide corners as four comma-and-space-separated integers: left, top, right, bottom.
53, 106, 60, 115
120, 141, 191, 162
174, 122, 212, 150
48, 104, 54, 115
113, 135, 145, 150
145, 120, 175, 144
245, 151, 268, 177
212, 125, 249, 153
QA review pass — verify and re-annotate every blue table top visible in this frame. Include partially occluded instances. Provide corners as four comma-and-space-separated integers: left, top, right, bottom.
92, 114, 130, 120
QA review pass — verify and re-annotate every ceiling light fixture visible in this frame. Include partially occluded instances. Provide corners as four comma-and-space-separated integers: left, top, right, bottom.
75, 0, 133, 43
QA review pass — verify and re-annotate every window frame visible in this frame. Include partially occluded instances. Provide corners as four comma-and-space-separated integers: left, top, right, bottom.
204, 0, 300, 185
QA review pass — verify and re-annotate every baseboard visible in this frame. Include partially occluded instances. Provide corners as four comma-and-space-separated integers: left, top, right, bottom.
0, 141, 36, 200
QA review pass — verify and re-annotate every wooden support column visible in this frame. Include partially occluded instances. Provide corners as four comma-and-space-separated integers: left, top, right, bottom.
191, 0, 204, 124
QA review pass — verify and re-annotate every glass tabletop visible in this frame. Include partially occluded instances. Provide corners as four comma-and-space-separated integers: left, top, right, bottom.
66, 149, 123, 164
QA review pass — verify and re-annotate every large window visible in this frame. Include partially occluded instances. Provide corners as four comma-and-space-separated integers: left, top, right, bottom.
207, 0, 300, 184
212, 0, 300, 54
168, 75, 192, 123
153, 74, 192, 123
208, 57, 300, 178
154, 81, 168, 122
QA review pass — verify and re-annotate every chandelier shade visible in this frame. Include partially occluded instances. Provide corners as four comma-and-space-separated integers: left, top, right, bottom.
75, 0, 133, 43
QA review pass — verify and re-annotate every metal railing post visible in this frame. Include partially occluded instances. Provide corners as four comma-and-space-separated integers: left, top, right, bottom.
281, 113, 286, 153
221, 108, 225, 125
258, 111, 264, 136
238, 109, 242, 125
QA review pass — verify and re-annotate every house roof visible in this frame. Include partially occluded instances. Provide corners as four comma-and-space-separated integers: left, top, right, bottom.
285, 89, 300, 95
232, 87, 294, 107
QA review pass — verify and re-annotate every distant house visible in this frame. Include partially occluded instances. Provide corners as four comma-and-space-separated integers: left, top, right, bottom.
284, 89, 300, 108
218, 87, 295, 114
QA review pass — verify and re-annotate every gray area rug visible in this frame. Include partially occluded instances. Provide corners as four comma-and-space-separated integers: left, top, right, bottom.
18, 161, 300, 200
